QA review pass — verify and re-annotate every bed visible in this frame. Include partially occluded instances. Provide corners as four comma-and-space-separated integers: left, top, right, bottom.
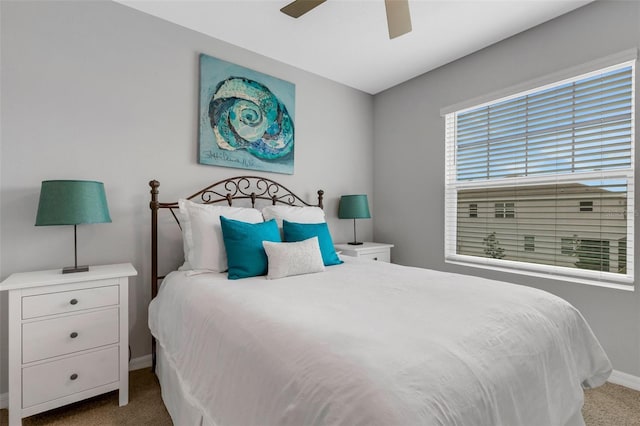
148, 176, 612, 426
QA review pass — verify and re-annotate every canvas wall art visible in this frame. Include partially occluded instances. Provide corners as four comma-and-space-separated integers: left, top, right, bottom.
199, 53, 295, 174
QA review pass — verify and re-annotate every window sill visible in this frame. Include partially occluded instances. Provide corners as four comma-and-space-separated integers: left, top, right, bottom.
445, 256, 634, 292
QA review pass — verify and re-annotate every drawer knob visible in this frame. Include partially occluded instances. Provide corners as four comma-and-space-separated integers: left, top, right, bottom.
374, 257, 378, 261
70, 332, 78, 339
70, 373, 78, 381
69, 299, 78, 305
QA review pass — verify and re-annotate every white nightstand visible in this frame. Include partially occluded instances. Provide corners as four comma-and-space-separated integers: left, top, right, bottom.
334, 242, 394, 263
0, 263, 137, 426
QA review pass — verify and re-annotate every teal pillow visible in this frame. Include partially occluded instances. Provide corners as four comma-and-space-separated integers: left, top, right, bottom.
220, 217, 281, 279
283, 220, 343, 266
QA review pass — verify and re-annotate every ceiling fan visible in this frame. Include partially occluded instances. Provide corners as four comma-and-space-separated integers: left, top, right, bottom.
280, 0, 412, 39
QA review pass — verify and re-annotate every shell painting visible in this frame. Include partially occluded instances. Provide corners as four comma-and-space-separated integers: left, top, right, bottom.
199, 54, 295, 174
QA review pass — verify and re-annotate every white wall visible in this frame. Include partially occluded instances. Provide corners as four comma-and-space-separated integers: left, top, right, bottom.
0, 1, 374, 394
373, 0, 640, 376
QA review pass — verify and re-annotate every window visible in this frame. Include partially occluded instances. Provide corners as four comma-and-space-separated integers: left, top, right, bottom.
495, 202, 515, 218
524, 236, 535, 252
445, 58, 635, 286
580, 201, 593, 212
469, 203, 478, 218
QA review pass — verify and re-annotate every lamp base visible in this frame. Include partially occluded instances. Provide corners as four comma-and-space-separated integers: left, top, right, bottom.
63, 265, 89, 274
348, 242, 364, 245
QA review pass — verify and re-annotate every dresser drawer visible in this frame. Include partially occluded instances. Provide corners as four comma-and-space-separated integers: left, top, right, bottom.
22, 282, 119, 319
22, 346, 119, 409
22, 308, 119, 363
359, 251, 391, 262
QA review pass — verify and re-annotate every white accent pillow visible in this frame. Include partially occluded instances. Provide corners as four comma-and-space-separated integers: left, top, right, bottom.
178, 199, 263, 271
261, 205, 325, 228
263, 237, 325, 280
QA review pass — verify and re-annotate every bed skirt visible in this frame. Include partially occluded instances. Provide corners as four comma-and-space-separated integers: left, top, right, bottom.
156, 343, 208, 426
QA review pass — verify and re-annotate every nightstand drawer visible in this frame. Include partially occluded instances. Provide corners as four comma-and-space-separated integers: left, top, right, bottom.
335, 243, 394, 263
359, 251, 391, 262
22, 282, 119, 319
22, 308, 119, 363
22, 346, 119, 409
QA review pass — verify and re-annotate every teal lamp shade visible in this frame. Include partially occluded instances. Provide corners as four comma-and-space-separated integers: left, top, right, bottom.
36, 180, 111, 226
35, 180, 111, 273
338, 194, 371, 219
338, 194, 371, 245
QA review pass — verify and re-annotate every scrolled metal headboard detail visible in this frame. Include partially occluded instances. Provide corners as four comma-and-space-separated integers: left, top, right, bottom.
191, 175, 323, 208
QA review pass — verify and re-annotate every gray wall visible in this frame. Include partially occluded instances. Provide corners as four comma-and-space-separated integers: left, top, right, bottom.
0, 1, 374, 394
374, 0, 640, 376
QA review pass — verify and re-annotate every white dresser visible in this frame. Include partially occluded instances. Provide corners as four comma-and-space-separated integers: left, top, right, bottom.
0, 263, 137, 426
334, 242, 394, 263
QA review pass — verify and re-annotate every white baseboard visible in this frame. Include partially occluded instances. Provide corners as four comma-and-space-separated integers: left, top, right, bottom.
129, 354, 153, 371
608, 369, 640, 391
0, 355, 153, 410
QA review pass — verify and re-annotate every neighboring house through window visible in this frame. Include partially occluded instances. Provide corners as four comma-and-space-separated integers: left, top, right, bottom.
444, 53, 635, 287
524, 236, 535, 252
469, 203, 478, 218
561, 237, 577, 256
495, 202, 515, 218
580, 201, 594, 212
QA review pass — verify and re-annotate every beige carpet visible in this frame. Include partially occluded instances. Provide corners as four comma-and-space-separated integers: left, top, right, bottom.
584, 382, 640, 426
1, 369, 638, 425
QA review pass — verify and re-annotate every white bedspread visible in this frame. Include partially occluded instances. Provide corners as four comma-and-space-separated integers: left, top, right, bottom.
149, 257, 611, 426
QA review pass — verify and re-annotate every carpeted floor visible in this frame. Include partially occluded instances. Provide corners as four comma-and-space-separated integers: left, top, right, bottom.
583, 382, 640, 425
0, 369, 638, 425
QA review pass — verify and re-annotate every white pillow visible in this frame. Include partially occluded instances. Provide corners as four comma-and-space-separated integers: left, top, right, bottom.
178, 199, 263, 271
261, 205, 325, 228
263, 237, 325, 280
176, 204, 194, 271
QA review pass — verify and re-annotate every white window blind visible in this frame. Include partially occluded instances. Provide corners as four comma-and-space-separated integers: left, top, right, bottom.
445, 61, 635, 287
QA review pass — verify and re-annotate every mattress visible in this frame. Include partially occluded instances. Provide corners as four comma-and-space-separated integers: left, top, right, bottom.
149, 257, 611, 426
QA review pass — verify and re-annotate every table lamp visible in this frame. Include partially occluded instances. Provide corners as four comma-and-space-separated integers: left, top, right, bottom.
338, 194, 371, 245
35, 180, 112, 273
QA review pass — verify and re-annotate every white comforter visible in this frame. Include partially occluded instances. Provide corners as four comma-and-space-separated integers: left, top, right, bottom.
149, 257, 611, 426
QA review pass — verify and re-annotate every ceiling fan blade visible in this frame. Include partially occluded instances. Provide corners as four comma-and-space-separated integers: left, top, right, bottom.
280, 0, 327, 18
384, 0, 412, 39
